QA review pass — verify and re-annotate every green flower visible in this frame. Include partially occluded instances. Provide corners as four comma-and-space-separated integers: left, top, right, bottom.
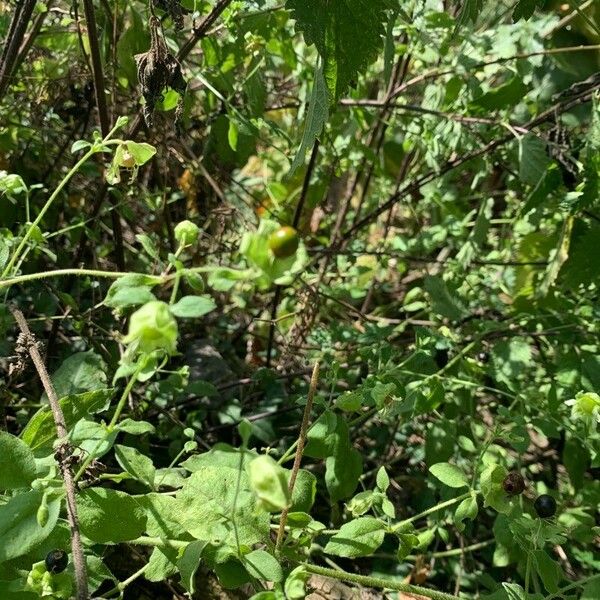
122, 301, 178, 355
565, 391, 600, 426
174, 220, 200, 246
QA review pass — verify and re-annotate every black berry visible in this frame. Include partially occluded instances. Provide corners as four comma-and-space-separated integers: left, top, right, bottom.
534, 494, 557, 518
45, 549, 68, 574
502, 472, 525, 496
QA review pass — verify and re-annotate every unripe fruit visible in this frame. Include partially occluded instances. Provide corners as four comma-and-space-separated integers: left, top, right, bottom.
268, 226, 299, 259
174, 220, 200, 246
502, 472, 525, 496
122, 301, 178, 355
121, 150, 136, 168
534, 494, 557, 518
45, 549, 68, 574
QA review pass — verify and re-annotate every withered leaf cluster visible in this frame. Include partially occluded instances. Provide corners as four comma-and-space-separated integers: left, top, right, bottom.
152, 0, 188, 31
135, 16, 187, 128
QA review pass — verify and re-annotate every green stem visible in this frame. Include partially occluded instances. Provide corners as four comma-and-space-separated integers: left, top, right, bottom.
302, 563, 465, 600
544, 572, 600, 600
74, 363, 143, 483
2, 125, 122, 279
128, 536, 188, 549
392, 492, 473, 531
103, 564, 150, 598
0, 267, 133, 289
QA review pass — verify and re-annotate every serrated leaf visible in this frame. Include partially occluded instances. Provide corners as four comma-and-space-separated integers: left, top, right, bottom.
470, 77, 527, 111
288, 62, 328, 176
519, 134, 550, 186
287, 0, 390, 100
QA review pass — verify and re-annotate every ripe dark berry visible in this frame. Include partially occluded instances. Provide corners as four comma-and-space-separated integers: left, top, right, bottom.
45, 549, 68, 574
268, 226, 299, 259
502, 471, 525, 496
534, 494, 557, 518
434, 349, 449, 368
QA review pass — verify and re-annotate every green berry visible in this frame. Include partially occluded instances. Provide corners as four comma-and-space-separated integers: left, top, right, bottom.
268, 226, 299, 259
174, 220, 200, 246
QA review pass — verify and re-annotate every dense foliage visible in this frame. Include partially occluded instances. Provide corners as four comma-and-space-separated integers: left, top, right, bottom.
1, 1, 599, 599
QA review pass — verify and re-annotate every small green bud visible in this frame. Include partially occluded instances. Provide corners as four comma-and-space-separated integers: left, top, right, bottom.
36, 494, 49, 527
122, 301, 178, 355
174, 220, 200, 246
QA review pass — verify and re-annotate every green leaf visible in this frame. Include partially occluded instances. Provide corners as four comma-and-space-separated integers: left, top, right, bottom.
581, 578, 600, 600
454, 494, 479, 531
424, 275, 467, 321
104, 274, 161, 309
513, 0, 543, 21
492, 339, 532, 391
288, 62, 328, 176
178, 540, 208, 595
21, 388, 114, 452
123, 141, 156, 165
0, 432, 37, 489
284, 566, 310, 600
45, 351, 107, 402
248, 454, 291, 512
0, 491, 60, 562
470, 77, 527, 111
532, 550, 562, 593
114, 444, 156, 489
376, 467, 390, 492
175, 462, 270, 547
116, 418, 155, 435
480, 463, 511, 514
324, 516, 386, 558
71, 139, 92, 154
325, 445, 362, 502
519, 134, 550, 186
286, 0, 391, 100
429, 462, 469, 488
169, 295, 217, 318
145, 546, 178, 582
290, 469, 317, 513
242, 549, 283, 582
77, 488, 147, 543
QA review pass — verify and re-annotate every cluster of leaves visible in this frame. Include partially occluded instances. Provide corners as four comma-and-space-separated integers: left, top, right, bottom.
1, 0, 600, 599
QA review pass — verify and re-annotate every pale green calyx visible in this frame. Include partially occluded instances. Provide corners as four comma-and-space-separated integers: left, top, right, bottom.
174, 220, 200, 246
123, 301, 178, 355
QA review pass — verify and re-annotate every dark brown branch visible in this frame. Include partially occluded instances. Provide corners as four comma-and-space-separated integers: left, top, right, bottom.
10, 308, 89, 600
0, 0, 36, 100
342, 82, 600, 241
81, 0, 124, 270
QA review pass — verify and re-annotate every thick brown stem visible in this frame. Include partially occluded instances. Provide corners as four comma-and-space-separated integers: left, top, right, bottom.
0, 0, 37, 100
10, 308, 89, 600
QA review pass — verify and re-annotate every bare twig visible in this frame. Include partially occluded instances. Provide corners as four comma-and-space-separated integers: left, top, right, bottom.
276, 361, 320, 551
10, 308, 89, 600
81, 0, 125, 271
0, 0, 37, 100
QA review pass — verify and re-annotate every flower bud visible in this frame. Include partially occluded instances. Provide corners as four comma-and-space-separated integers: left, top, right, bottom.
174, 220, 200, 246
123, 301, 178, 355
